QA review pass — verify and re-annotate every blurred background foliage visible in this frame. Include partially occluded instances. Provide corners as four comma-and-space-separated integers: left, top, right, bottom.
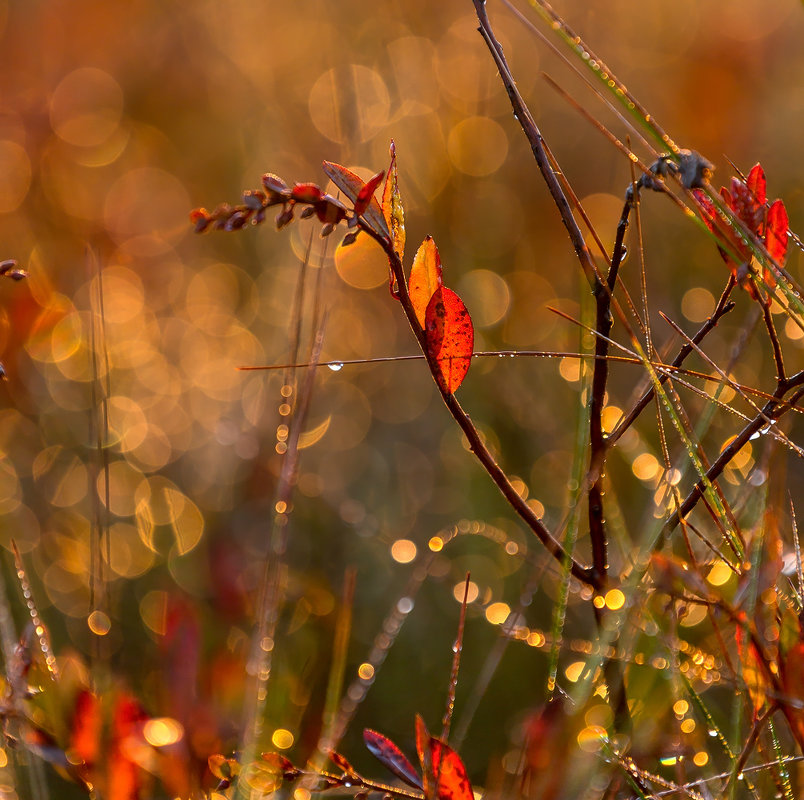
0, 0, 803, 796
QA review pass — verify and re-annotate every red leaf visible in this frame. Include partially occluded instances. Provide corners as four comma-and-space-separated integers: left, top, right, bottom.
363, 729, 422, 789
409, 236, 443, 328
291, 183, 323, 204
415, 715, 432, 798
328, 750, 356, 776
109, 695, 146, 800
354, 171, 385, 217
765, 199, 788, 269
746, 163, 766, 205
321, 161, 390, 239
430, 739, 474, 800
382, 140, 406, 266
425, 288, 474, 394
783, 642, 804, 743
70, 689, 101, 767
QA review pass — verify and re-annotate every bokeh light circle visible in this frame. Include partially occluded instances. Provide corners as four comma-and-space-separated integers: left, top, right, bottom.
309, 65, 390, 144
50, 67, 124, 147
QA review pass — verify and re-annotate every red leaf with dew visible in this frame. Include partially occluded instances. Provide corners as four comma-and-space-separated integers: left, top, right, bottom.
765, 199, 788, 269
354, 170, 385, 217
409, 236, 443, 328
746, 163, 766, 205
363, 729, 422, 789
321, 161, 390, 239
425, 287, 474, 394
430, 738, 474, 800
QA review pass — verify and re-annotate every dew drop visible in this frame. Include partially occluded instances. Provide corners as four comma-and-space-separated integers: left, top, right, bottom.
328, 362, 343, 372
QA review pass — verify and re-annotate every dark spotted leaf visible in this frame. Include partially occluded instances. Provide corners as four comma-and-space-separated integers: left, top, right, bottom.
424, 287, 474, 394
363, 729, 422, 789
430, 739, 474, 800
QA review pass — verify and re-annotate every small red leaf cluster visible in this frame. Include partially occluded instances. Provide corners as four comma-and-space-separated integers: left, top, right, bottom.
693, 163, 789, 303
363, 716, 474, 800
190, 168, 380, 239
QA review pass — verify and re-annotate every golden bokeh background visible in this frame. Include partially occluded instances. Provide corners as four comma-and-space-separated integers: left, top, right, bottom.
0, 0, 803, 795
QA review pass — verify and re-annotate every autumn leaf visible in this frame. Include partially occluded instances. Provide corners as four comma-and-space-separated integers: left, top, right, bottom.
109, 695, 146, 800
736, 624, 769, 715
363, 729, 422, 789
321, 161, 390, 239
745, 163, 766, 205
765, 199, 788, 272
382, 140, 406, 265
354, 171, 385, 217
424, 287, 473, 394
430, 738, 474, 800
208, 754, 241, 783
782, 641, 804, 743
415, 715, 432, 798
409, 236, 443, 328
69, 689, 101, 768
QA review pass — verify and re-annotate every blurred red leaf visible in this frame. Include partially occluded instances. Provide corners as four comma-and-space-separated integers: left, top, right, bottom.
382, 140, 406, 270
363, 729, 422, 789
409, 236, 443, 328
109, 694, 147, 800
424, 287, 474, 393
736, 623, 769, 715
354, 170, 385, 217
69, 689, 101, 768
321, 161, 390, 239
430, 739, 474, 800
783, 641, 804, 743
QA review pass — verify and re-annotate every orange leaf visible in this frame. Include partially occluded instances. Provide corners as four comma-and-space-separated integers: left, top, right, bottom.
409, 236, 443, 328
425, 288, 473, 394
415, 715, 432, 798
382, 141, 406, 267
321, 161, 390, 239
430, 739, 474, 800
